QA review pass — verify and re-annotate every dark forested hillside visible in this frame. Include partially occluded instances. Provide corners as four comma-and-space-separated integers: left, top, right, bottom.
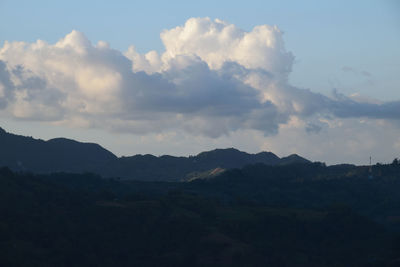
0, 128, 117, 174
1, 161, 400, 266
2, 127, 400, 266
0, 127, 309, 181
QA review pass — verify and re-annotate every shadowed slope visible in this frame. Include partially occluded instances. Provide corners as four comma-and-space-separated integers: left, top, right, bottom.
0, 127, 310, 181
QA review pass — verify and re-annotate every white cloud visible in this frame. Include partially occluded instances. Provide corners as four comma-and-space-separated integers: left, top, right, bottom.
0, 17, 399, 163
160, 18, 294, 75
0, 21, 291, 136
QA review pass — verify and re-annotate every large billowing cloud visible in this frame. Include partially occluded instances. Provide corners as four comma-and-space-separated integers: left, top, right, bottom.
0, 17, 399, 162
0, 22, 290, 136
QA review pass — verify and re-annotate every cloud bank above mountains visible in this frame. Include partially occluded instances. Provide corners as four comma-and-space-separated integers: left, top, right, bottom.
0, 17, 399, 162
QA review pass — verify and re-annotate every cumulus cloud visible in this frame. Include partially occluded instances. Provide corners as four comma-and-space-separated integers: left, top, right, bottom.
0, 17, 399, 139
0, 61, 14, 108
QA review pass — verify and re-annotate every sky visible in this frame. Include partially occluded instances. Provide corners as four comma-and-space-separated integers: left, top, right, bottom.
0, 0, 399, 165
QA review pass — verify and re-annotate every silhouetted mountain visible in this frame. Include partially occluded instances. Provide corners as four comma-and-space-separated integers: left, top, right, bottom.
279, 153, 311, 165
114, 148, 301, 181
0, 127, 310, 181
195, 148, 281, 168
0, 128, 117, 174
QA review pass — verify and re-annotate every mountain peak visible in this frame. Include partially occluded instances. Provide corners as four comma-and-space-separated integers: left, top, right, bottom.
280, 154, 310, 165
196, 148, 242, 157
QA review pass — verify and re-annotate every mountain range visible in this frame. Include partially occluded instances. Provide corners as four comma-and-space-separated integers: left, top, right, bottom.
2, 127, 400, 266
0, 127, 309, 181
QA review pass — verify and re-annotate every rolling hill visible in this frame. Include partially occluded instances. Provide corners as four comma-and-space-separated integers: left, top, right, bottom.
0, 127, 309, 181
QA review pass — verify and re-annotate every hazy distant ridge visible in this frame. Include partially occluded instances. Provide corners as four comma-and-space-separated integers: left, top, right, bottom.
0, 127, 309, 181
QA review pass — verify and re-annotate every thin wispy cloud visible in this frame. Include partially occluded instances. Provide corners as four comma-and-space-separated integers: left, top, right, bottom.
342, 66, 372, 77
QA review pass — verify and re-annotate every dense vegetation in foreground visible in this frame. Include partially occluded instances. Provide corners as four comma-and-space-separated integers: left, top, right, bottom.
1, 162, 400, 266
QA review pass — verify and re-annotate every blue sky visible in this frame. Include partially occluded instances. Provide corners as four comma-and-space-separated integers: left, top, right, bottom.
0, 0, 399, 164
1, 0, 399, 99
